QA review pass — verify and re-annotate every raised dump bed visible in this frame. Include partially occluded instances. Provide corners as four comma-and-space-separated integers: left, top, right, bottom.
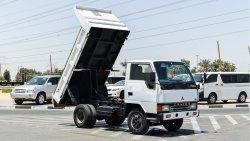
53, 6, 129, 107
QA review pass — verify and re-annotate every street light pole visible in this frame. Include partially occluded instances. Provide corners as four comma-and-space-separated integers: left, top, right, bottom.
196, 55, 199, 68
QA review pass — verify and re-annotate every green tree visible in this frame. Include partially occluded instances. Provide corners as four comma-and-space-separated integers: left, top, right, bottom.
15, 68, 42, 82
211, 59, 236, 72
43, 68, 63, 75
181, 58, 190, 68
198, 59, 211, 72
3, 69, 10, 82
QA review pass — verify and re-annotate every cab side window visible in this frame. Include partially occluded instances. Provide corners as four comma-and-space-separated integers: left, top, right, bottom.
205, 74, 217, 83
48, 77, 60, 85
130, 64, 153, 80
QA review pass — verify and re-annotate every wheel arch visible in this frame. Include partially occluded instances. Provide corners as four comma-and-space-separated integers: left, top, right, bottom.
239, 91, 247, 98
125, 103, 145, 117
37, 91, 46, 99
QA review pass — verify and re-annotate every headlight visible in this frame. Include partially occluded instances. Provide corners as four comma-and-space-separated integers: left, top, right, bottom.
162, 105, 170, 112
26, 89, 35, 93
190, 103, 197, 110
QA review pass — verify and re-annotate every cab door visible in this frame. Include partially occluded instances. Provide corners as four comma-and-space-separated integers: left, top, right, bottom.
204, 74, 221, 99
125, 63, 157, 113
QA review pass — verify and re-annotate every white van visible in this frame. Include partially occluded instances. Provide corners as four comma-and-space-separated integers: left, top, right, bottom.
202, 72, 250, 104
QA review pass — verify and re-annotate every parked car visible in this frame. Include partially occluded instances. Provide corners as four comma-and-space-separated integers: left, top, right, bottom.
107, 80, 125, 99
105, 76, 125, 86
10, 75, 60, 105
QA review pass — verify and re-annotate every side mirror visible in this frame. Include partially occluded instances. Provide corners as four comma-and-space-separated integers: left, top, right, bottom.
47, 82, 52, 86
24, 82, 27, 85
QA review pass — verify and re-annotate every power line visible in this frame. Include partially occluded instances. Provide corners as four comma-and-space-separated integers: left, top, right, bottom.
0, 0, 99, 28
0, 0, 18, 8
118, 0, 192, 18
0, 0, 135, 33
124, 0, 218, 22
7, 49, 70, 60
123, 29, 249, 51
6, 29, 249, 64
0, 26, 78, 41
0, 42, 72, 54
132, 9, 249, 33
0, 30, 77, 46
129, 16, 249, 40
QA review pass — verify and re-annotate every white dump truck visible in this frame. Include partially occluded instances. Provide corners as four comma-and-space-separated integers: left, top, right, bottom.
53, 5, 199, 135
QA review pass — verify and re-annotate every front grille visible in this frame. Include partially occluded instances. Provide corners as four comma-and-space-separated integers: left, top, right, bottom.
170, 102, 191, 112
14, 89, 26, 93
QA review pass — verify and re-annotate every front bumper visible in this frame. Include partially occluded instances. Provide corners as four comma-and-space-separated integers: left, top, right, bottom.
10, 92, 37, 100
158, 110, 199, 121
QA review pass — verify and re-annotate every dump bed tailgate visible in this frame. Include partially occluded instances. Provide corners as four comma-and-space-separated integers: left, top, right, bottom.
53, 6, 129, 105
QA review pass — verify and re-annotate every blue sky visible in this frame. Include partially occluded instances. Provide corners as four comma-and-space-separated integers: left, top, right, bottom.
0, 0, 249, 80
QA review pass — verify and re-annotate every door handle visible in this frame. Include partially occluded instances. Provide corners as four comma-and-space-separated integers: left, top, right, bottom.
215, 84, 218, 86
221, 84, 223, 86
128, 92, 133, 96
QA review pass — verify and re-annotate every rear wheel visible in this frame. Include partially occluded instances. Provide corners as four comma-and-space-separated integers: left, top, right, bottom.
36, 93, 45, 105
162, 118, 183, 131
86, 104, 96, 128
128, 109, 149, 135
14, 100, 23, 105
73, 104, 92, 128
105, 116, 125, 126
207, 93, 217, 104
238, 92, 246, 103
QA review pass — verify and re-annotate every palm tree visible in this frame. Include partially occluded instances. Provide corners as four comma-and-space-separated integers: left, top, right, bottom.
198, 59, 211, 72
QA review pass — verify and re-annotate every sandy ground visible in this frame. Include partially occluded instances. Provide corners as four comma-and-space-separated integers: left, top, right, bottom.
0, 92, 14, 106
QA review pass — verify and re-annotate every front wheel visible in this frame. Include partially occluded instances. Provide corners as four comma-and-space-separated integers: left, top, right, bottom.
36, 93, 45, 105
162, 118, 183, 131
128, 109, 149, 135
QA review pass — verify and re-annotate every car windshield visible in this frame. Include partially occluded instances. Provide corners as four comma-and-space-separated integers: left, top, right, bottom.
154, 62, 195, 84
26, 77, 48, 85
193, 74, 204, 82
113, 80, 125, 86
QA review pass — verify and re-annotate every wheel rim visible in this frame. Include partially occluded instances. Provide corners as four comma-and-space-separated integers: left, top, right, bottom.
38, 95, 44, 104
76, 109, 84, 124
210, 95, 216, 103
131, 113, 142, 130
240, 94, 246, 102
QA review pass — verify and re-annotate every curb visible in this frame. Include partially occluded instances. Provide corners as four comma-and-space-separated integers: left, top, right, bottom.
198, 104, 249, 109
0, 105, 75, 110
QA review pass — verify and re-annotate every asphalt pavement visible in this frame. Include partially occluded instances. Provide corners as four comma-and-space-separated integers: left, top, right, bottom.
0, 108, 249, 141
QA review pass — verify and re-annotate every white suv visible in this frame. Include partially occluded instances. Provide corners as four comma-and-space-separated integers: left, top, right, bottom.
10, 75, 60, 105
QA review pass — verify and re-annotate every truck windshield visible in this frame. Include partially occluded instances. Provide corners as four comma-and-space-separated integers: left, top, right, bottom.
26, 77, 48, 85
154, 62, 195, 86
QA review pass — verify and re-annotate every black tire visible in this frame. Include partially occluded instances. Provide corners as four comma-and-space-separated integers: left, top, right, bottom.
128, 109, 149, 135
73, 104, 92, 128
120, 90, 124, 99
207, 93, 217, 104
86, 104, 96, 128
222, 100, 228, 103
238, 92, 247, 103
105, 116, 125, 126
14, 100, 23, 105
36, 93, 45, 105
162, 118, 183, 131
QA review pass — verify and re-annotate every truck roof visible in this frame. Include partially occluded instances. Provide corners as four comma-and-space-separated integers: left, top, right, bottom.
127, 60, 184, 63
